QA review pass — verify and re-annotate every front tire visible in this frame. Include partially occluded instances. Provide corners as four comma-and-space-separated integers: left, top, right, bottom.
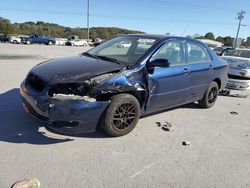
101, 94, 140, 137
198, 81, 219, 108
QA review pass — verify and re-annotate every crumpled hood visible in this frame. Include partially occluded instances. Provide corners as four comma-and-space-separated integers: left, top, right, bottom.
222, 56, 250, 78
30, 54, 123, 84
222, 56, 250, 69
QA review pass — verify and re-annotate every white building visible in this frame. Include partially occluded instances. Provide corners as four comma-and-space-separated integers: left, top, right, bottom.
197, 39, 224, 49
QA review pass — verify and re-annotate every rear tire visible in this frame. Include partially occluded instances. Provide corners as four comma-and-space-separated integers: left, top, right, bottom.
101, 94, 140, 137
26, 40, 31, 45
198, 81, 219, 108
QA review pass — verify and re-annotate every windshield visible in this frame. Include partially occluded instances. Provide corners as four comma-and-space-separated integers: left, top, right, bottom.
86, 36, 157, 65
224, 49, 250, 59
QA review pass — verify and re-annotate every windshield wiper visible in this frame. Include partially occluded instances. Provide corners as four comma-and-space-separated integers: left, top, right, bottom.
95, 55, 122, 65
83, 53, 123, 65
82, 52, 99, 59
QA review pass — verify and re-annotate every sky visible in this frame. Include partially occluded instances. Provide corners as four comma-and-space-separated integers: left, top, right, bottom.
0, 0, 250, 38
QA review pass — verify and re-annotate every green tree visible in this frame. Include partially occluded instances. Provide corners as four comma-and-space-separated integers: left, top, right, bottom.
223, 36, 233, 46
204, 32, 215, 40
216, 36, 225, 44
243, 37, 250, 47
0, 17, 15, 35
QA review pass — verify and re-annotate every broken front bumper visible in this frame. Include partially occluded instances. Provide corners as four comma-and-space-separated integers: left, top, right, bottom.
20, 81, 110, 134
226, 78, 250, 91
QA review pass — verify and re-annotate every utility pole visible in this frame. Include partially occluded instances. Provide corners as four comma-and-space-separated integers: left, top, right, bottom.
87, 0, 90, 42
234, 10, 246, 48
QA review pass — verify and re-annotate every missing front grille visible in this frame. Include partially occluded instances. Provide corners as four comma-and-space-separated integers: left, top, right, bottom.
27, 74, 46, 91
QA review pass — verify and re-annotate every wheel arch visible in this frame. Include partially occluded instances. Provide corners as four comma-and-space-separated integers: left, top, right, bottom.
213, 78, 221, 89
95, 90, 147, 108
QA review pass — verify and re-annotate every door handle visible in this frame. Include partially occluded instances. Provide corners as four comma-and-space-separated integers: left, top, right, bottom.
182, 68, 191, 74
208, 65, 213, 70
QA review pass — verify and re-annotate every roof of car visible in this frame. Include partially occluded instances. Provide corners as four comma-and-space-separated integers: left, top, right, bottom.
117, 34, 189, 40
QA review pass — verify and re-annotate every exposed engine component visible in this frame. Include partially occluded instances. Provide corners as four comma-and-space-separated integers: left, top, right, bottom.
48, 73, 116, 97
48, 83, 88, 97
52, 94, 96, 102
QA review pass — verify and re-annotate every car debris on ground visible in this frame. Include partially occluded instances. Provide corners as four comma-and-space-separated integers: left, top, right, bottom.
219, 90, 248, 98
230, 111, 238, 115
11, 178, 40, 188
155, 121, 173, 132
182, 141, 191, 146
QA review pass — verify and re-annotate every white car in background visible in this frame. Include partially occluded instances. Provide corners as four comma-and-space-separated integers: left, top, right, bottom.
55, 38, 67, 45
117, 41, 131, 48
9, 36, 22, 44
221, 48, 250, 91
198, 39, 224, 50
65, 39, 88, 46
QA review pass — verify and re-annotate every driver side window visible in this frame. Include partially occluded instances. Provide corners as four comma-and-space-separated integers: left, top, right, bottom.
151, 40, 185, 66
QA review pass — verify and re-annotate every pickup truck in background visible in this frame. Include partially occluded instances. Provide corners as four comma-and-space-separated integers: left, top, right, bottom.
22, 34, 56, 45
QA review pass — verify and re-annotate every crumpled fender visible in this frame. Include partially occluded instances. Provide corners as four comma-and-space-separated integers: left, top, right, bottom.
90, 68, 148, 94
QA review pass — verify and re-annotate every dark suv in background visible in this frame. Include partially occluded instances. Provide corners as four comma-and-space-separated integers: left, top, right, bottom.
0, 35, 9, 42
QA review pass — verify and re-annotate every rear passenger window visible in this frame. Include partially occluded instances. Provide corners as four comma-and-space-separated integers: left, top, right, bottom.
187, 42, 212, 64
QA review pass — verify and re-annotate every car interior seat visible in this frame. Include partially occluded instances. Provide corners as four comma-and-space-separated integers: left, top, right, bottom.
189, 49, 203, 63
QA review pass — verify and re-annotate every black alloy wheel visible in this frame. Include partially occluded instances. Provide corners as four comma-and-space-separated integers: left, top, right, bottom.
101, 94, 140, 137
112, 102, 137, 131
198, 81, 219, 108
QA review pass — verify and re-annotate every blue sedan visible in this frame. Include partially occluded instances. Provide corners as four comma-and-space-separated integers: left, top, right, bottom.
20, 34, 228, 136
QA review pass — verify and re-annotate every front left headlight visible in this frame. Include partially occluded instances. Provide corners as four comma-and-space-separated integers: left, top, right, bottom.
90, 73, 115, 85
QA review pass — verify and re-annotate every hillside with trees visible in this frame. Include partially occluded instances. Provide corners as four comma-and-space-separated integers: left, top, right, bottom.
0, 17, 144, 39
1, 17, 250, 47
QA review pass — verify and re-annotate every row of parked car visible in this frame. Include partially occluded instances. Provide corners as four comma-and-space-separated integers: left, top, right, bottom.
0, 34, 104, 46
0, 34, 55, 45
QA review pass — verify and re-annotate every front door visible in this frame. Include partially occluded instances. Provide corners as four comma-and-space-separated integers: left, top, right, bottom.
146, 39, 191, 113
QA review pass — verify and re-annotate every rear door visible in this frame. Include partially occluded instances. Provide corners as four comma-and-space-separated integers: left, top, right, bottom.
146, 39, 191, 113
185, 41, 213, 102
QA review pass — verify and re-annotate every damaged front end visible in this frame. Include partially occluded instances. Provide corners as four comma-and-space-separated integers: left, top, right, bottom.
223, 57, 250, 91
47, 94, 110, 134
20, 67, 147, 134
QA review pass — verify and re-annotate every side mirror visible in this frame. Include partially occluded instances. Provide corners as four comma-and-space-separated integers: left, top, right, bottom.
147, 59, 170, 68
